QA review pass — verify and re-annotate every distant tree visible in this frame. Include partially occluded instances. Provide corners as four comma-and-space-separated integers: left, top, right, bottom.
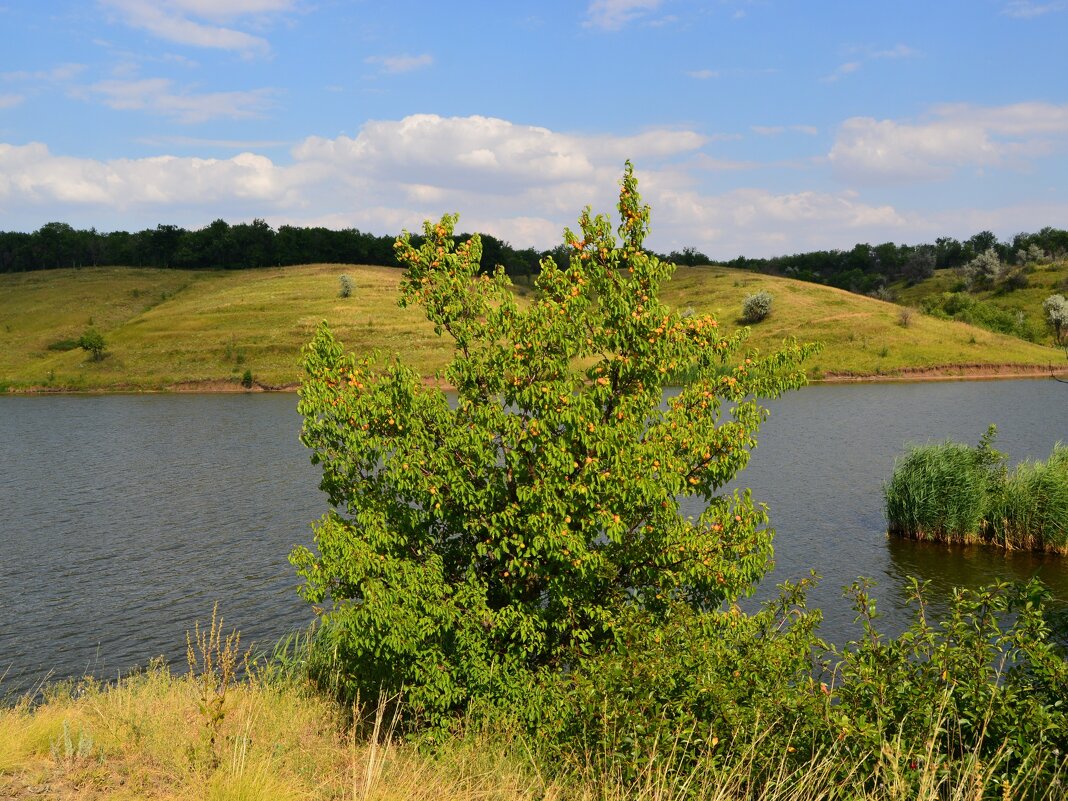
1016, 243, 1049, 265
1043, 294, 1068, 343
901, 246, 936, 284
667, 246, 710, 267
966, 230, 999, 260
78, 328, 107, 361
962, 248, 1004, 290
935, 237, 966, 270
151, 224, 184, 268
33, 222, 80, 268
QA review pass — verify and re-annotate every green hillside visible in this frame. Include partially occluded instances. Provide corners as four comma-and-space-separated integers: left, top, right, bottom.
1, 263, 1064, 392
892, 259, 1068, 344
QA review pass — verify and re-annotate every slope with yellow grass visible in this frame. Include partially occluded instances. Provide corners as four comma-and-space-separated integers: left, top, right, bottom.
1, 263, 1062, 392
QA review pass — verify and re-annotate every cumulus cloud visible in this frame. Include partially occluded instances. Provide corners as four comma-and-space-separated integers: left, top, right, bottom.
98, 0, 296, 54
90, 78, 276, 123
0, 142, 287, 206
0, 111, 1064, 259
828, 101, 1068, 181
364, 54, 434, 74
585, 0, 662, 30
292, 114, 706, 197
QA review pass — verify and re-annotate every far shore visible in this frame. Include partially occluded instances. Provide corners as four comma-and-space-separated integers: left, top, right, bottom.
6, 362, 1067, 395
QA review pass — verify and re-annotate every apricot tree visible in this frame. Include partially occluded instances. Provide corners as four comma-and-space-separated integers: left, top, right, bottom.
291, 163, 814, 728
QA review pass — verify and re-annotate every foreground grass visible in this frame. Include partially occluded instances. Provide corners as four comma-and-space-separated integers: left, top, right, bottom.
1, 264, 1064, 392
2, 661, 1065, 801
0, 662, 553, 801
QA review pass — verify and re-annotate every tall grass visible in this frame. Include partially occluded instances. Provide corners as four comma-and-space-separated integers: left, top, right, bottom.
884, 440, 991, 542
3, 661, 1065, 800
885, 431, 1068, 553
988, 444, 1068, 553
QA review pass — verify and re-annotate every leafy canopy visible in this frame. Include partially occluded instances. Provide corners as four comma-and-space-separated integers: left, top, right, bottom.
291, 163, 815, 727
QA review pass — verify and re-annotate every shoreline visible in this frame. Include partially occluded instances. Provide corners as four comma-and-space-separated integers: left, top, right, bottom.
5, 363, 1067, 395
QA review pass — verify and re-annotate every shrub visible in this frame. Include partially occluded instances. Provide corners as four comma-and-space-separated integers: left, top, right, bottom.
77, 329, 106, 361
920, 292, 1042, 341
741, 289, 773, 322
1017, 243, 1049, 264
338, 274, 353, 298
868, 286, 894, 302
240, 369, 253, 389
291, 163, 814, 733
897, 307, 913, 327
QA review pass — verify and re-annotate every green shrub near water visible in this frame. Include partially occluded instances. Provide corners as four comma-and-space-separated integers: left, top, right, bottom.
289, 166, 1068, 796
885, 426, 1068, 553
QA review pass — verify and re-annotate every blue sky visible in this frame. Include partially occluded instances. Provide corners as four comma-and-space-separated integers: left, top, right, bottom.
1, 0, 1067, 257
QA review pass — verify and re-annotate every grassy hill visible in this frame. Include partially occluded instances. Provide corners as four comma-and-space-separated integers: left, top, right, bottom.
1, 263, 1064, 392
892, 259, 1068, 344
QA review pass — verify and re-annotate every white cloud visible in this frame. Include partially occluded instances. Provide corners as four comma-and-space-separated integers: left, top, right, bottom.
98, 0, 295, 54
2, 63, 87, 83
822, 43, 917, 82
0, 112, 1064, 259
870, 44, 918, 60
584, 0, 662, 30
821, 61, 860, 83
829, 102, 1068, 181
90, 78, 276, 123
364, 54, 434, 74
0, 93, 23, 109
1002, 1, 1066, 17
0, 142, 287, 206
160, 0, 296, 20
752, 125, 818, 137
292, 114, 705, 196
686, 69, 719, 80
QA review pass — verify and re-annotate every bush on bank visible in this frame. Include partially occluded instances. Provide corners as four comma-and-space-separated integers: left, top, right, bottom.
287, 165, 1068, 796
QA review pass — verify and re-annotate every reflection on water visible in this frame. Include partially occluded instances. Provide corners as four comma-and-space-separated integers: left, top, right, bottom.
0, 379, 1065, 694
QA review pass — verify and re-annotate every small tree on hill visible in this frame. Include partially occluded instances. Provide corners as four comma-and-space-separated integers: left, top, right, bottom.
962, 248, 1004, 290
78, 328, 106, 361
338, 274, 353, 298
291, 163, 814, 730
1044, 293, 1068, 343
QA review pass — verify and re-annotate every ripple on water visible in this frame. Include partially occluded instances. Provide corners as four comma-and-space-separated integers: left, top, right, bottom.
1, 382, 1066, 694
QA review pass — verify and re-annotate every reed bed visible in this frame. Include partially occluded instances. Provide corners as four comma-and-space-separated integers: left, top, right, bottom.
885, 431, 1068, 553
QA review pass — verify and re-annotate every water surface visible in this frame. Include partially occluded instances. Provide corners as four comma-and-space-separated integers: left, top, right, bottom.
1, 380, 1065, 694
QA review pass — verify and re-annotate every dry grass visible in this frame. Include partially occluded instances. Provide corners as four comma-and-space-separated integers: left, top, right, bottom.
0, 263, 1063, 392
3, 662, 1065, 801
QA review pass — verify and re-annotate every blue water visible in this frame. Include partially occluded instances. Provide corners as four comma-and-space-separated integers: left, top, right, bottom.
1, 380, 1065, 694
